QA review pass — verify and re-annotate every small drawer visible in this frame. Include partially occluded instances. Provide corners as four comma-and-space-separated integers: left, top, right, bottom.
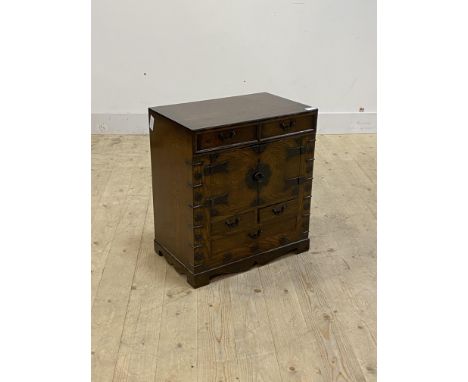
211, 228, 253, 256
260, 216, 297, 238
261, 115, 316, 139
259, 199, 299, 223
211, 210, 256, 236
197, 124, 257, 151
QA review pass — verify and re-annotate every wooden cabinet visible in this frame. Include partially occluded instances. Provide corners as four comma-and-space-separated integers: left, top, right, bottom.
149, 92, 317, 287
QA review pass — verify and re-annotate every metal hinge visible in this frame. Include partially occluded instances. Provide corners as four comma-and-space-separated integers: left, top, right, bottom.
287, 145, 314, 158
285, 176, 307, 187
203, 193, 228, 208
203, 161, 228, 175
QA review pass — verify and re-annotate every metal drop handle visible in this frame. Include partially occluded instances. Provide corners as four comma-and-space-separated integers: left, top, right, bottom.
253, 171, 265, 182
248, 229, 262, 239
225, 217, 240, 228
218, 130, 236, 141
272, 205, 286, 215
280, 120, 295, 130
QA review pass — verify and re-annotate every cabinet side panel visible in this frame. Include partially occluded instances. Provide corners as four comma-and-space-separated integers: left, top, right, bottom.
149, 113, 193, 267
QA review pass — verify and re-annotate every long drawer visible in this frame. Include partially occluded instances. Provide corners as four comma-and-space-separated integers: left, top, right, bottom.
207, 216, 299, 267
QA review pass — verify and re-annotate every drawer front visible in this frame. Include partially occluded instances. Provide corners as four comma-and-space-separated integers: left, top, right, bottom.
261, 115, 316, 139
197, 124, 257, 151
211, 210, 256, 236
208, 216, 298, 267
259, 199, 298, 224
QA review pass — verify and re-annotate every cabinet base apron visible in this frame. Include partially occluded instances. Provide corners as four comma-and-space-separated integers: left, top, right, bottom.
154, 238, 310, 288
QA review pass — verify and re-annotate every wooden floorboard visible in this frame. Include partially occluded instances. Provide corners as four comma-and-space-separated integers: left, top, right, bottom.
112, 204, 167, 382
91, 134, 377, 382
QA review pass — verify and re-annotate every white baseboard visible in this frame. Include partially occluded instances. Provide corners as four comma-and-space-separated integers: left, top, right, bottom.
91, 112, 376, 134
91, 114, 149, 134
317, 112, 376, 134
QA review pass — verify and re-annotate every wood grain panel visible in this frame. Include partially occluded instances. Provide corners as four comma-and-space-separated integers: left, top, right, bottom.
259, 198, 298, 224
149, 114, 194, 268
210, 209, 256, 237
260, 137, 302, 205
207, 217, 298, 268
203, 146, 258, 217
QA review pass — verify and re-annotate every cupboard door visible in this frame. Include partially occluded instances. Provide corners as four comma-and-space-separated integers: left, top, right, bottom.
202, 147, 258, 219
257, 137, 303, 205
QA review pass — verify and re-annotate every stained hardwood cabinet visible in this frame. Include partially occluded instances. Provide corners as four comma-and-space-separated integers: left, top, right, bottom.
149, 93, 317, 287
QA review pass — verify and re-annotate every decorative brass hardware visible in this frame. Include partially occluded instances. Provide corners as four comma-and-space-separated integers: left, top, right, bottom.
204, 161, 228, 175
253, 171, 265, 182
204, 193, 228, 208
280, 120, 296, 130
272, 205, 286, 215
246, 163, 271, 189
218, 130, 236, 141
248, 229, 262, 239
225, 217, 240, 228
285, 176, 307, 187
287, 145, 314, 158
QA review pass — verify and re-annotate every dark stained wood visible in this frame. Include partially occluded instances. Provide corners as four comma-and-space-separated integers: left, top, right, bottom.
155, 238, 310, 288
202, 146, 258, 217
208, 216, 299, 268
210, 209, 256, 237
149, 93, 318, 288
261, 113, 316, 139
196, 123, 257, 151
259, 199, 299, 223
150, 92, 317, 131
259, 136, 303, 205
149, 114, 194, 268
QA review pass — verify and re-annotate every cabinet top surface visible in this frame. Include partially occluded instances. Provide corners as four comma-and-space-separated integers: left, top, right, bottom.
150, 92, 317, 131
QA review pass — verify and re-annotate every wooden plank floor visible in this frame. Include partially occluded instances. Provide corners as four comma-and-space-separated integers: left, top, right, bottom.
92, 134, 377, 382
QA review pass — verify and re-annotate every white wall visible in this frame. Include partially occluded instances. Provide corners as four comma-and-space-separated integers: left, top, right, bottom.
92, 0, 376, 133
